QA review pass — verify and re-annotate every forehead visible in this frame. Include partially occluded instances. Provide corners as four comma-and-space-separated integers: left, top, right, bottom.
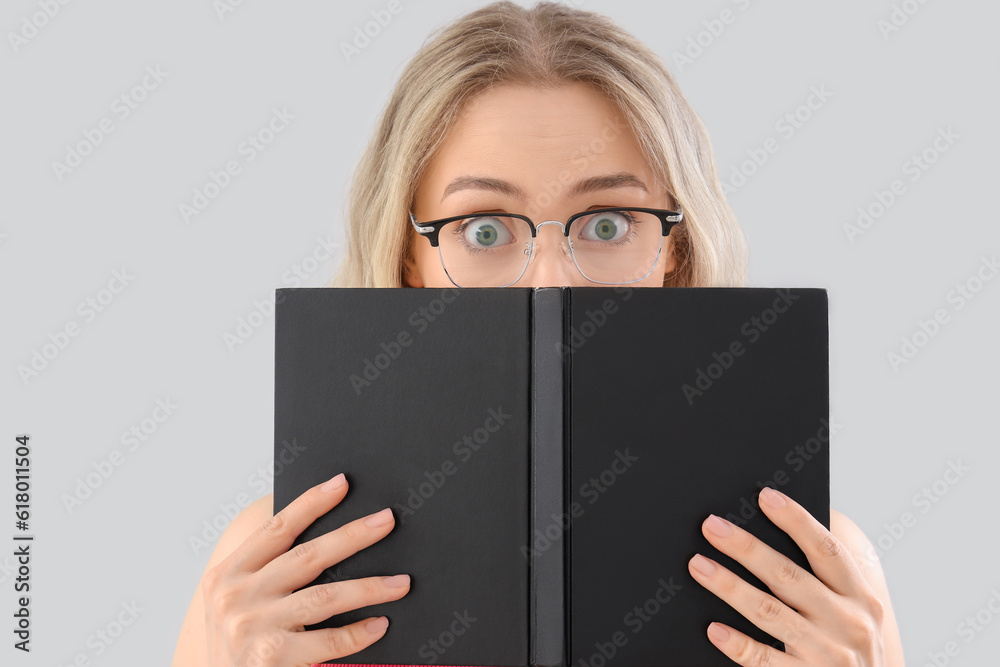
418, 82, 651, 201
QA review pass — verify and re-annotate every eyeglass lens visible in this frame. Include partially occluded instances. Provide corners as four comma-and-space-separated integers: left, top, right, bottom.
436, 209, 664, 287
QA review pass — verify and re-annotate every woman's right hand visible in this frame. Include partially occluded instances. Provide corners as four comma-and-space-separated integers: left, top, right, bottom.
201, 472, 410, 667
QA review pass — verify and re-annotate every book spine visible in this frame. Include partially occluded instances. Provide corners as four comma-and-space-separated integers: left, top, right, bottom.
530, 287, 566, 667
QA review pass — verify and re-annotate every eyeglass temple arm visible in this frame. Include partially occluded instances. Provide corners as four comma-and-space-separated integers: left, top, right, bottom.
409, 211, 433, 233
409, 210, 443, 246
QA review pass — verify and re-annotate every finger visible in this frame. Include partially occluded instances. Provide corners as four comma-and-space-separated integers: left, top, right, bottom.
756, 487, 874, 599
699, 513, 840, 622
227, 472, 351, 574
278, 574, 411, 628
258, 506, 397, 594
289, 615, 391, 665
688, 553, 817, 654
702, 621, 805, 667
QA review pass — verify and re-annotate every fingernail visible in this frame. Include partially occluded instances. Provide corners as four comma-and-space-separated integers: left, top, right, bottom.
321, 473, 346, 492
707, 622, 730, 642
760, 486, 786, 509
365, 507, 394, 527
365, 616, 388, 634
706, 514, 732, 537
691, 553, 717, 577
382, 574, 410, 588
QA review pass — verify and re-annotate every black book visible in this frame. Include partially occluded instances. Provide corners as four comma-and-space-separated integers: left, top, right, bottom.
273, 286, 830, 667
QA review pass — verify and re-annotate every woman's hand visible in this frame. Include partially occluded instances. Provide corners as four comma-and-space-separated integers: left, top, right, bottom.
687, 487, 887, 665
201, 473, 411, 667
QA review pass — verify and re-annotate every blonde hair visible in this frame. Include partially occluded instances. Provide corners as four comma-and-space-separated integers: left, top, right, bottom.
332, 1, 747, 288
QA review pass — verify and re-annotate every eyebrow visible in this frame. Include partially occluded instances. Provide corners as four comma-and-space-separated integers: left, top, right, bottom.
440, 171, 649, 203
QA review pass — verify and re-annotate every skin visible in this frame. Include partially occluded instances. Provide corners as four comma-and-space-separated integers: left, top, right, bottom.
172, 82, 905, 666
404, 84, 676, 288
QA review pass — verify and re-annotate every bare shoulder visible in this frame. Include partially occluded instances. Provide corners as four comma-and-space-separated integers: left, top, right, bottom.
204, 493, 275, 567
220, 493, 275, 551
829, 507, 893, 597
829, 508, 881, 574
170, 493, 275, 667
829, 507, 906, 666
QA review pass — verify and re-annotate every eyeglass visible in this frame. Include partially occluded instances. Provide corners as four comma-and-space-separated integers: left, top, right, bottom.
409, 206, 683, 287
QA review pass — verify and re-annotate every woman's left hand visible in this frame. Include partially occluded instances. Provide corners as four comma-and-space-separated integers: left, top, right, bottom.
687, 486, 887, 665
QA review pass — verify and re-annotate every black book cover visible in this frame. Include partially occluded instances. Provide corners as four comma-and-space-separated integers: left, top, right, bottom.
273, 286, 830, 666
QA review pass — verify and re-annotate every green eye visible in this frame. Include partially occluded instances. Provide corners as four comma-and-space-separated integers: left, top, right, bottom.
461, 217, 513, 249
580, 211, 631, 242
476, 224, 498, 245
594, 217, 618, 240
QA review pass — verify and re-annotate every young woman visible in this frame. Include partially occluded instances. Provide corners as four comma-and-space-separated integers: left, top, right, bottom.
172, 3, 904, 665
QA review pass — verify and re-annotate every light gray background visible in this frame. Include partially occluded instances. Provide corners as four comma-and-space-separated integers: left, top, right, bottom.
2, 1, 998, 665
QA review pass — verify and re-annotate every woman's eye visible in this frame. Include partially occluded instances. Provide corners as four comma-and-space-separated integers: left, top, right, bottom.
462, 217, 513, 248
579, 211, 631, 242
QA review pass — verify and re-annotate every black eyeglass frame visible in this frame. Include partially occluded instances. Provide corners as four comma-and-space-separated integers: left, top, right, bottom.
408, 206, 684, 247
